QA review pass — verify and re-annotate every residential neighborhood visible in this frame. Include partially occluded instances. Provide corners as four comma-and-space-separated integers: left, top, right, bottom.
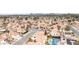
0, 14, 79, 45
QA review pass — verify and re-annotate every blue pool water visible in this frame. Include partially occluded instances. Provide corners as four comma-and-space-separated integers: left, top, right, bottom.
48, 38, 60, 45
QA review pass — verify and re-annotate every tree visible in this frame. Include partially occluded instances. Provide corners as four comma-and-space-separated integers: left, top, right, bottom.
65, 26, 70, 31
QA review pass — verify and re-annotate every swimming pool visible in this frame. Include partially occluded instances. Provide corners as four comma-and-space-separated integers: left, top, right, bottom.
48, 37, 60, 45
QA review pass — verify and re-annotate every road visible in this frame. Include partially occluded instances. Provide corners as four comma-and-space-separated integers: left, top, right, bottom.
12, 29, 41, 45
70, 25, 79, 36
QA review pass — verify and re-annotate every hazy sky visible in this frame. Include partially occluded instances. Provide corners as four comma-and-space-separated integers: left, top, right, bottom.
0, 0, 79, 14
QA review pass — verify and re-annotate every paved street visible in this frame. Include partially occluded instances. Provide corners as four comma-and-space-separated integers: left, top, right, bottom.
12, 29, 40, 45
70, 25, 79, 36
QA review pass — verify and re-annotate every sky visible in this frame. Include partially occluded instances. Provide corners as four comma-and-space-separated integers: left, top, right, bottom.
0, 0, 79, 14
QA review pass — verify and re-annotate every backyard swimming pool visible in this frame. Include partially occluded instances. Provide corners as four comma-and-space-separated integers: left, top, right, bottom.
48, 37, 60, 45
